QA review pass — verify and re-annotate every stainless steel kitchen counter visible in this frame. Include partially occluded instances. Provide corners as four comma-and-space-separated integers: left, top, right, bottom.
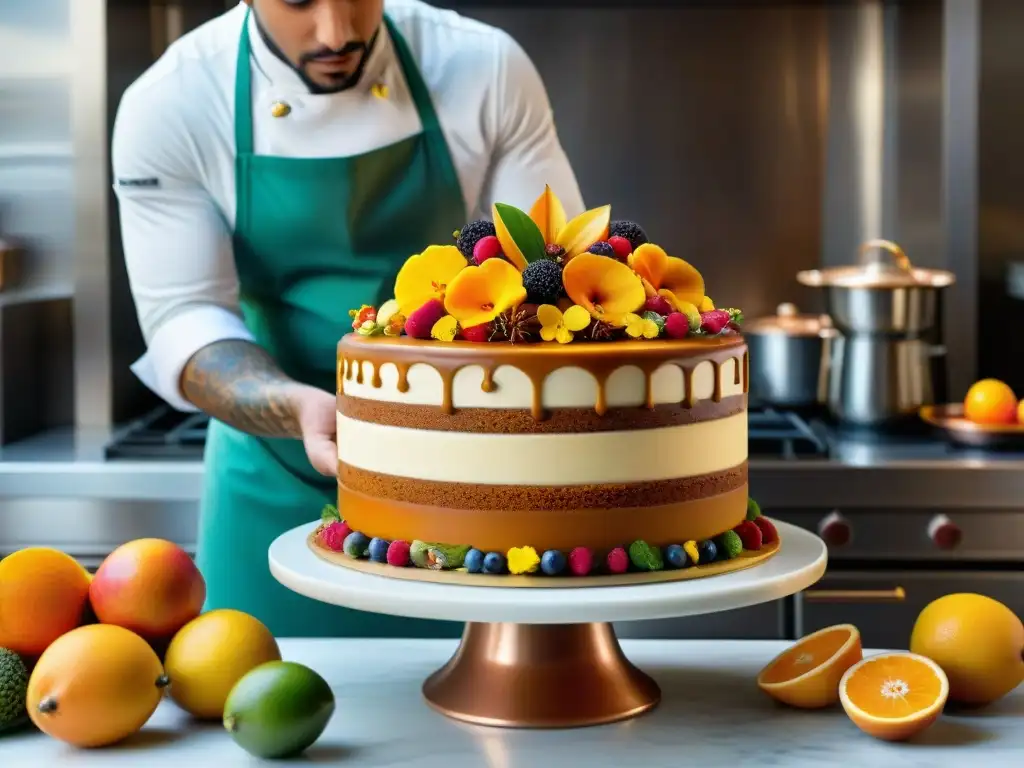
1, 425, 1024, 508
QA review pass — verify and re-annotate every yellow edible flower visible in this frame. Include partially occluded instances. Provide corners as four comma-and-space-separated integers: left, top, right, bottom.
507, 546, 540, 575
538, 303, 590, 344
624, 313, 660, 340
430, 315, 458, 342
393, 245, 468, 317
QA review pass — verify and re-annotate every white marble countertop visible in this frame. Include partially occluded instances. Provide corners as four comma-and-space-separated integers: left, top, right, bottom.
0, 638, 1020, 766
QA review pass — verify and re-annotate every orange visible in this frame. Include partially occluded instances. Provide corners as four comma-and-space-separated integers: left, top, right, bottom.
27, 624, 168, 748
963, 379, 1017, 425
1017, 399, 1024, 424
756, 624, 863, 708
0, 548, 92, 656
839, 652, 948, 741
910, 593, 1024, 705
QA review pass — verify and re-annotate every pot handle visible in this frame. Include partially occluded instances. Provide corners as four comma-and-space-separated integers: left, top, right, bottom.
859, 239, 912, 272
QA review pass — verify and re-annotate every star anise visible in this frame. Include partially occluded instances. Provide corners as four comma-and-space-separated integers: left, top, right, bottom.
493, 303, 542, 344
585, 319, 621, 342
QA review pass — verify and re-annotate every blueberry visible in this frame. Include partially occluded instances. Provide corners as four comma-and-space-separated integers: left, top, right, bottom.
367, 537, 390, 563
697, 539, 717, 565
540, 550, 567, 575
343, 532, 370, 558
483, 552, 506, 574
464, 548, 485, 574
664, 544, 689, 569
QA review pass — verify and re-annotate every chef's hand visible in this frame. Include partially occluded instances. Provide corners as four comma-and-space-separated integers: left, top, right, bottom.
295, 387, 338, 477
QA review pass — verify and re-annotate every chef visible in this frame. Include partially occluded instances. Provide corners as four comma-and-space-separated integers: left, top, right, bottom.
112, 0, 584, 637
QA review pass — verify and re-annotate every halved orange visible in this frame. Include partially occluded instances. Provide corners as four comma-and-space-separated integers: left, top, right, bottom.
839, 652, 949, 741
757, 624, 863, 708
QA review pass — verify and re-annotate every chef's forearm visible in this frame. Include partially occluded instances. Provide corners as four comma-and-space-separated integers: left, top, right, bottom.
180, 339, 307, 438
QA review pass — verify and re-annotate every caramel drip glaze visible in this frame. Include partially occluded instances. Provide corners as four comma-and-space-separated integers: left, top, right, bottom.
340, 334, 749, 421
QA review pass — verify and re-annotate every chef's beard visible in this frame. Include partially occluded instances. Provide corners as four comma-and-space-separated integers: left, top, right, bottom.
253, 10, 379, 95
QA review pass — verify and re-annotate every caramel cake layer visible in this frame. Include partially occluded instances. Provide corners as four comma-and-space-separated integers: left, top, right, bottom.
340, 462, 747, 511
337, 483, 749, 553
338, 335, 749, 422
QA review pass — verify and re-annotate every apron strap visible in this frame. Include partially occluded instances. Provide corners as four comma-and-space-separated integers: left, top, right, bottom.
235, 9, 256, 157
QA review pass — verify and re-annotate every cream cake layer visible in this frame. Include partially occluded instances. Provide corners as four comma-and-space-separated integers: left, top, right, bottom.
336, 412, 747, 486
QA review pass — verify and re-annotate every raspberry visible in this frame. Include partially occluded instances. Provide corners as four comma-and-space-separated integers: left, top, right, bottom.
643, 296, 673, 316
734, 520, 763, 551
753, 516, 779, 544
318, 521, 350, 552
544, 243, 566, 262
665, 312, 690, 339
607, 235, 633, 260
461, 323, 492, 342
606, 546, 629, 574
386, 540, 411, 566
568, 547, 593, 576
700, 309, 731, 335
405, 299, 446, 339
472, 235, 503, 265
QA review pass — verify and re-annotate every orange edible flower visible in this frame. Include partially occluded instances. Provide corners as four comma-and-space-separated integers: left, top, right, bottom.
628, 244, 705, 311
444, 258, 527, 329
562, 253, 646, 327
527, 185, 611, 260
393, 245, 468, 316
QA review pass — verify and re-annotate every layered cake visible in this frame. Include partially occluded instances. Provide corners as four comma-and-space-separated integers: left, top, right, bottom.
313, 186, 777, 580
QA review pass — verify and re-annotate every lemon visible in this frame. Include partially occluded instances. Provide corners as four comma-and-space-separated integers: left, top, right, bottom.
910, 593, 1024, 705
164, 609, 281, 719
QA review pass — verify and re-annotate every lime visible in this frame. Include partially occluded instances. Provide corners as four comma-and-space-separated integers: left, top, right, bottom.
223, 661, 335, 759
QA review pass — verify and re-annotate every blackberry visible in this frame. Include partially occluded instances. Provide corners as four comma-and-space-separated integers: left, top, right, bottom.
588, 241, 616, 257
522, 259, 564, 304
609, 220, 649, 250
454, 220, 496, 259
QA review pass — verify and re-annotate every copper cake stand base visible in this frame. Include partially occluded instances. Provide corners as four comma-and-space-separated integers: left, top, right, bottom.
422, 621, 660, 728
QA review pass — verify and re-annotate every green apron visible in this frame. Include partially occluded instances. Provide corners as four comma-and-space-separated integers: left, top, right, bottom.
197, 11, 465, 638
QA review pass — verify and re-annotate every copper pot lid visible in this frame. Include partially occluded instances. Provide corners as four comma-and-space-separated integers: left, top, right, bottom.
745, 303, 835, 337
796, 239, 955, 289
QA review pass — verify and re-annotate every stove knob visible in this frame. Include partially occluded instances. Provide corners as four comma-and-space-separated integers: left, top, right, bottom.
818, 511, 852, 548
928, 514, 962, 550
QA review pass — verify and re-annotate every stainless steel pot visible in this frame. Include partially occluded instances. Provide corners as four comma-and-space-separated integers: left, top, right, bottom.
796, 240, 955, 427
745, 303, 835, 409
796, 239, 954, 334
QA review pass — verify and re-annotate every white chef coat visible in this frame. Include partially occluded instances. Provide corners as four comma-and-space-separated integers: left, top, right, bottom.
112, 0, 584, 412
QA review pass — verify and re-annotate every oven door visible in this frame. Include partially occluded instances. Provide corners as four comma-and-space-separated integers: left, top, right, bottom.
796, 570, 1024, 649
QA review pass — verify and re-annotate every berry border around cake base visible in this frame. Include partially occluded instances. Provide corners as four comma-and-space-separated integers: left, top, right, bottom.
306, 530, 780, 589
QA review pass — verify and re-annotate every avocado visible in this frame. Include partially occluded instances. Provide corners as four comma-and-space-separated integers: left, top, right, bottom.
0, 648, 29, 734
223, 661, 335, 759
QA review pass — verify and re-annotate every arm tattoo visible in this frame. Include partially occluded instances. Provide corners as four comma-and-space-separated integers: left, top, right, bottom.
181, 340, 303, 438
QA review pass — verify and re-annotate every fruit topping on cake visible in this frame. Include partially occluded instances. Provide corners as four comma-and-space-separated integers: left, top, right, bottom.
347, 185, 744, 343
